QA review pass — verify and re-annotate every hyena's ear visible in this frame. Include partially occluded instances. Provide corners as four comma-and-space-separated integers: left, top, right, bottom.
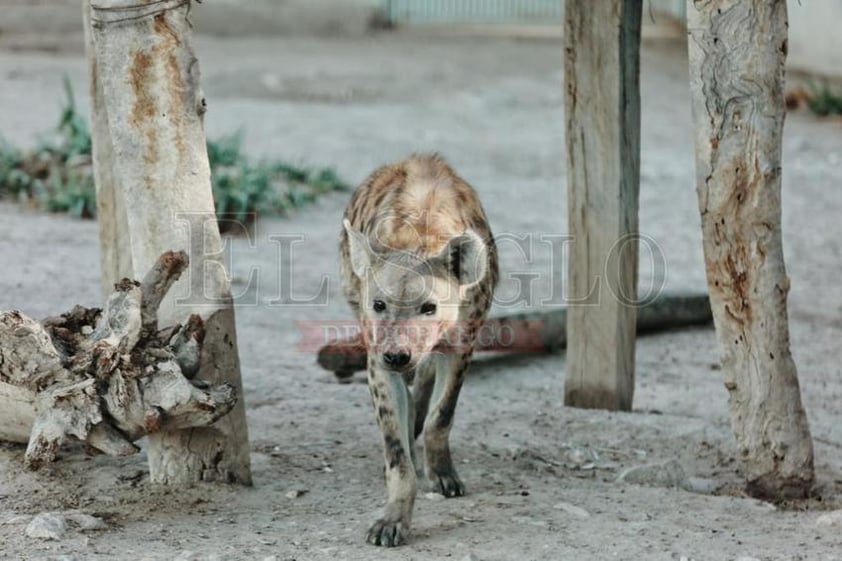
435, 229, 488, 288
344, 219, 374, 278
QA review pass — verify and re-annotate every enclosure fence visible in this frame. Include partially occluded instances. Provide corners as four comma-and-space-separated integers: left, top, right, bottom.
385, 0, 564, 25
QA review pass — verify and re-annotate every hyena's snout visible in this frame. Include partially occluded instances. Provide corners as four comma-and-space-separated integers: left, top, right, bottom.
378, 330, 414, 372
373, 322, 431, 372
382, 349, 411, 369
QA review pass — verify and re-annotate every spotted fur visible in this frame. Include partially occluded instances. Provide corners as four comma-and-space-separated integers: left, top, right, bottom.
340, 154, 498, 547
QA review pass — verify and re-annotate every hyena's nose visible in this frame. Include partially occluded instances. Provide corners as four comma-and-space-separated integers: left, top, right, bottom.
383, 351, 411, 369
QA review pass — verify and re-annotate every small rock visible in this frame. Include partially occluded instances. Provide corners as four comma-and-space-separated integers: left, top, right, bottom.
66, 512, 107, 531
748, 499, 777, 512
566, 448, 589, 465
262, 556, 279, 561
462, 554, 480, 561
1, 513, 32, 525
511, 515, 547, 527
25, 513, 67, 540
680, 477, 723, 495
617, 459, 685, 488
285, 489, 308, 499
817, 510, 842, 527
553, 501, 591, 518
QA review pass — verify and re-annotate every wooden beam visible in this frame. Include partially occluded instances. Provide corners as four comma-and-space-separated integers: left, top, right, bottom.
563, 0, 642, 411
686, 0, 814, 499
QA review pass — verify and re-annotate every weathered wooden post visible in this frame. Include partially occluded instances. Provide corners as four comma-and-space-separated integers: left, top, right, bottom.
84, 0, 252, 484
686, 0, 814, 499
563, 0, 642, 411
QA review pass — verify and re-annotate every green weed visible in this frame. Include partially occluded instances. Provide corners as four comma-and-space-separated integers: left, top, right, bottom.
806, 84, 842, 117
0, 78, 349, 226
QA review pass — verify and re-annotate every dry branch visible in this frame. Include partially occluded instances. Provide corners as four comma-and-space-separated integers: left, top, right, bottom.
0, 251, 237, 470
317, 294, 713, 377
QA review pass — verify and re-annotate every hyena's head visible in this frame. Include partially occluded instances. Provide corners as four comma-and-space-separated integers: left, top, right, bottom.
344, 219, 488, 372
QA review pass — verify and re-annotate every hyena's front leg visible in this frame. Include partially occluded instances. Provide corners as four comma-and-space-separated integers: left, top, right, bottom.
423, 351, 472, 497
366, 362, 418, 547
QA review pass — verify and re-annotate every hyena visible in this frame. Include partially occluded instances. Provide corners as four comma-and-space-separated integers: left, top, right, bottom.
340, 154, 498, 547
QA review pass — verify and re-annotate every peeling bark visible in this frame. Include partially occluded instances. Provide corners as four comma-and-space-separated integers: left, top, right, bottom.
687, 0, 814, 499
84, 0, 251, 484
0, 252, 237, 471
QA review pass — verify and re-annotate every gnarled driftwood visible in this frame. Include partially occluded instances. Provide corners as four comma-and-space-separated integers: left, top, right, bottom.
0, 251, 237, 470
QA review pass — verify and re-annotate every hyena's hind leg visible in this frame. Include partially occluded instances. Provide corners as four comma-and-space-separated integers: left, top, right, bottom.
421, 351, 472, 497
366, 361, 419, 547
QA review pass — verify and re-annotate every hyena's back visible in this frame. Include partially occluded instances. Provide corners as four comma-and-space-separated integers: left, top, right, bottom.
341, 153, 498, 311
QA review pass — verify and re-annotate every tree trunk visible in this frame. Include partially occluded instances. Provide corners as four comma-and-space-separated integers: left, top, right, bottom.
563, 0, 642, 411
85, 0, 251, 484
0, 252, 238, 471
83, 0, 133, 298
686, 0, 814, 499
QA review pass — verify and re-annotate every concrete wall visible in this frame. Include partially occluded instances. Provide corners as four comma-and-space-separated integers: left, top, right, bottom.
0, 0, 385, 39
788, 2, 842, 78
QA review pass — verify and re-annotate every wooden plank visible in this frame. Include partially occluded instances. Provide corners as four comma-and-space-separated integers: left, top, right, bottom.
686, 0, 813, 499
563, 0, 642, 411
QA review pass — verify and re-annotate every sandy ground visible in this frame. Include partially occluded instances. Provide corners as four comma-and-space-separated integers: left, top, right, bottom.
1, 28, 842, 561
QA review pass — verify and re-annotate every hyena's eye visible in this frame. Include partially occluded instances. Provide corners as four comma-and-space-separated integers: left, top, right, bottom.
420, 302, 437, 316
373, 299, 386, 313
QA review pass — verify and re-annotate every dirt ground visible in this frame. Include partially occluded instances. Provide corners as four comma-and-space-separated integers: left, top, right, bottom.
1, 27, 842, 561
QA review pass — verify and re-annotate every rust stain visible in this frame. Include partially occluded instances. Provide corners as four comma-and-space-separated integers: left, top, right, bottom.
165, 52, 186, 159
706, 154, 758, 328
129, 49, 158, 182
129, 50, 155, 127
156, 11, 187, 160
144, 408, 164, 434
717, 244, 751, 326
126, 10, 193, 189
153, 12, 181, 46
729, 165, 750, 208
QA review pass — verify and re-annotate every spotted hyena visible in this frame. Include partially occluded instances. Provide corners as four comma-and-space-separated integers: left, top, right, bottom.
340, 154, 498, 547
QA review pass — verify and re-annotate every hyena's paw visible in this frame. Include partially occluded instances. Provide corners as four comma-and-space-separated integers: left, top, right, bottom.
366, 517, 410, 547
428, 467, 465, 498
